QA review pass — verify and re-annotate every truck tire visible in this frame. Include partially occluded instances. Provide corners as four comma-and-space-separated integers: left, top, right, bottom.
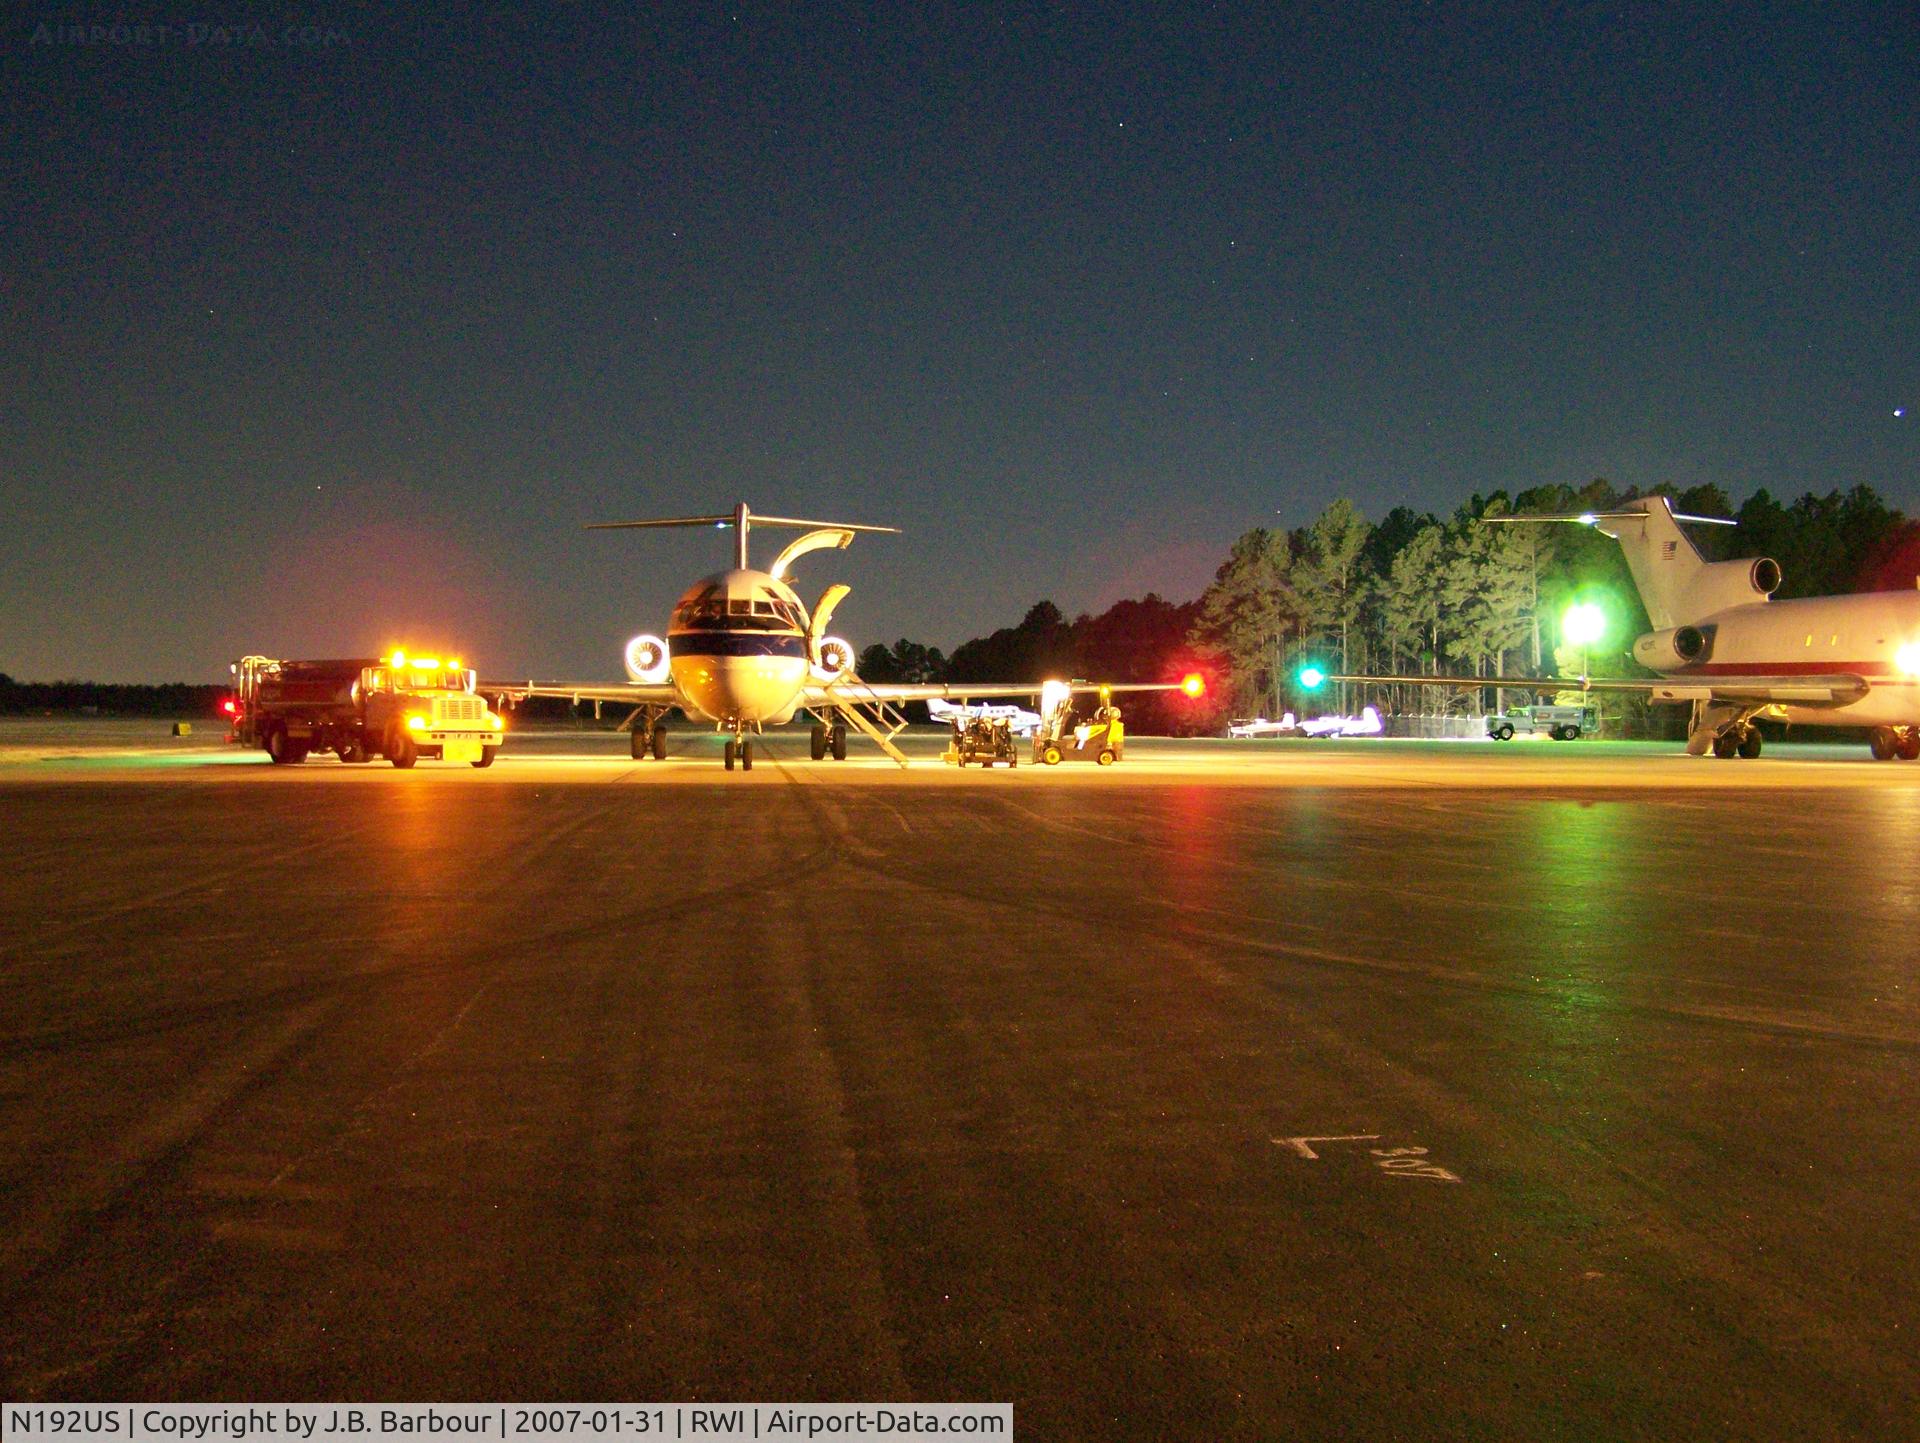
389, 729, 418, 769
472, 747, 497, 769
1493, 724, 1514, 741
1042, 745, 1062, 766
1096, 748, 1117, 766
265, 725, 303, 765
338, 738, 368, 764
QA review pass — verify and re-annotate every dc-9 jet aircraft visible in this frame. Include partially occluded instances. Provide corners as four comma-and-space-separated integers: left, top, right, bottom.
485, 501, 1203, 770
1335, 495, 1920, 759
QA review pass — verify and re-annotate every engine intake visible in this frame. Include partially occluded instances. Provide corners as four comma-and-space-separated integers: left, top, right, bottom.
812, 635, 855, 680
1633, 624, 1713, 670
624, 634, 670, 684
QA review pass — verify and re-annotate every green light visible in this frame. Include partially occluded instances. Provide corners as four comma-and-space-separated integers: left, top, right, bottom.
1562, 603, 1606, 647
1298, 665, 1326, 691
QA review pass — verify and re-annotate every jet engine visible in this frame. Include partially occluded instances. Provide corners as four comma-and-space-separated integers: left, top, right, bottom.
1633, 624, 1712, 670
624, 633, 671, 684
812, 635, 855, 681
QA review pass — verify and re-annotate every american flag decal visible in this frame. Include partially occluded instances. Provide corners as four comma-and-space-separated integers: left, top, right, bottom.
1663, 540, 1678, 559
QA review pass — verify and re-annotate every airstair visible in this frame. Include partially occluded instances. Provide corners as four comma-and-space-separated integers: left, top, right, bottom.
820, 674, 914, 768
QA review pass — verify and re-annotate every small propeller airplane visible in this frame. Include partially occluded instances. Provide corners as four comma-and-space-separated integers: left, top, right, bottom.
1333, 495, 1920, 759
485, 501, 1205, 770
927, 698, 1045, 736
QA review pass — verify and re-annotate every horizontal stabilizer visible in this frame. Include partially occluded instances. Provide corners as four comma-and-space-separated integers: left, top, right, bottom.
588, 513, 898, 533
1481, 508, 1736, 527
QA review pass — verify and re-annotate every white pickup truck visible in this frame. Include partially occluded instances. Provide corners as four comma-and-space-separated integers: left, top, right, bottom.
1487, 704, 1596, 741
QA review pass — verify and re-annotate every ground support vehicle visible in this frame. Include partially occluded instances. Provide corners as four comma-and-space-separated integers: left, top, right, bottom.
229, 653, 505, 768
945, 716, 1019, 767
1033, 686, 1125, 766
1487, 703, 1598, 741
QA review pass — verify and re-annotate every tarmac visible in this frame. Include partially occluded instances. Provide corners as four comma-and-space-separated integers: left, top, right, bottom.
3, 721, 1919, 1437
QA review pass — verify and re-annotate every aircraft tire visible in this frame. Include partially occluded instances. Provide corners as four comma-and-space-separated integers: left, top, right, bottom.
811, 723, 827, 761
741, 738, 753, 771
1712, 732, 1738, 759
1738, 730, 1763, 759
1870, 727, 1898, 761
1897, 731, 1920, 761
724, 739, 736, 771
652, 724, 668, 760
630, 729, 647, 760
831, 724, 847, 761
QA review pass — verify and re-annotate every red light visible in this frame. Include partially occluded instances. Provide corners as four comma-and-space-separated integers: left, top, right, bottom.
1180, 672, 1206, 698
222, 699, 237, 714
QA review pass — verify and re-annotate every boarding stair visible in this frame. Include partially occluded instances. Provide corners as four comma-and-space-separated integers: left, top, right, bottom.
819, 673, 914, 768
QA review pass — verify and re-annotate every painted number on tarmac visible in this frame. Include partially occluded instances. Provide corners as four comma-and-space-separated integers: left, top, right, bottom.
1276, 1134, 1461, 1182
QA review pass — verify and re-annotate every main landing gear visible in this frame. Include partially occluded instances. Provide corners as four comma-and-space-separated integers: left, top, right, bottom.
627, 709, 670, 761
809, 720, 848, 761
1710, 727, 1764, 759
1691, 701, 1765, 760
1869, 726, 1920, 762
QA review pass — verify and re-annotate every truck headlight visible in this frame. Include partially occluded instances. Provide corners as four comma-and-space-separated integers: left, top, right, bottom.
406, 714, 427, 731
490, 715, 504, 731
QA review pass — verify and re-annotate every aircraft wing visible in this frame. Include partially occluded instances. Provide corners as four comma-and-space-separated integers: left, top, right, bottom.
479, 680, 679, 708
803, 678, 1194, 706
1332, 672, 1873, 706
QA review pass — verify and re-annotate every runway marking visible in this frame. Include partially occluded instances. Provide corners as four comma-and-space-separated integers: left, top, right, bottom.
1369, 1144, 1461, 1182
1275, 1134, 1461, 1181
1274, 1133, 1379, 1159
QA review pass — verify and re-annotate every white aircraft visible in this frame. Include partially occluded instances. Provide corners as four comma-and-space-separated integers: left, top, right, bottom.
1227, 714, 1298, 737
928, 698, 1044, 735
1298, 705, 1383, 738
486, 501, 1205, 770
1337, 495, 1920, 759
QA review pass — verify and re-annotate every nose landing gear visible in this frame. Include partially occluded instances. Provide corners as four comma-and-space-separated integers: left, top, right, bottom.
723, 727, 755, 771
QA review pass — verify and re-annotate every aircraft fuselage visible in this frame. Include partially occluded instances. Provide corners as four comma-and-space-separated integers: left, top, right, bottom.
1645, 590, 1920, 728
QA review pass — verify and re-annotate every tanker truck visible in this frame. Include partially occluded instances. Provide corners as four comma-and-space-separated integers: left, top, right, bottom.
227, 651, 504, 768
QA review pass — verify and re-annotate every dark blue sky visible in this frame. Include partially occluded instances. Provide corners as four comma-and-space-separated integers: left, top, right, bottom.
4, 4, 1915, 681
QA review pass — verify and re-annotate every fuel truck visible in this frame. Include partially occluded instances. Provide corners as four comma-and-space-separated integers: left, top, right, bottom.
228, 652, 505, 767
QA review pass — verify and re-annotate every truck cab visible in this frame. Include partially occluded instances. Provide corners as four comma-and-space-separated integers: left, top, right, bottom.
359, 655, 504, 768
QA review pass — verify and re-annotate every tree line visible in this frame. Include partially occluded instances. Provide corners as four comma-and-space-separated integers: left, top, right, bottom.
863, 480, 1915, 735
1186, 481, 1914, 728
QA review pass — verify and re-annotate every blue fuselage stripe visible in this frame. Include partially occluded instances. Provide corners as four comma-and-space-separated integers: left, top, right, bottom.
669, 632, 809, 659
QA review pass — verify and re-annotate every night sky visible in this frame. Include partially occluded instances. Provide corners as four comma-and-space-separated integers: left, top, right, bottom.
5, 5, 1916, 682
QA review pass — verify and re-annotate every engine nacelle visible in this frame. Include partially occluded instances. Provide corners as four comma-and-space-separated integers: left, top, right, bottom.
624, 633, 671, 684
1633, 624, 1713, 670
812, 635, 855, 681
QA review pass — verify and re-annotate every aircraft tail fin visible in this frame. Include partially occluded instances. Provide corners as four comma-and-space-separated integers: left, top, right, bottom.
1486, 497, 1772, 630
